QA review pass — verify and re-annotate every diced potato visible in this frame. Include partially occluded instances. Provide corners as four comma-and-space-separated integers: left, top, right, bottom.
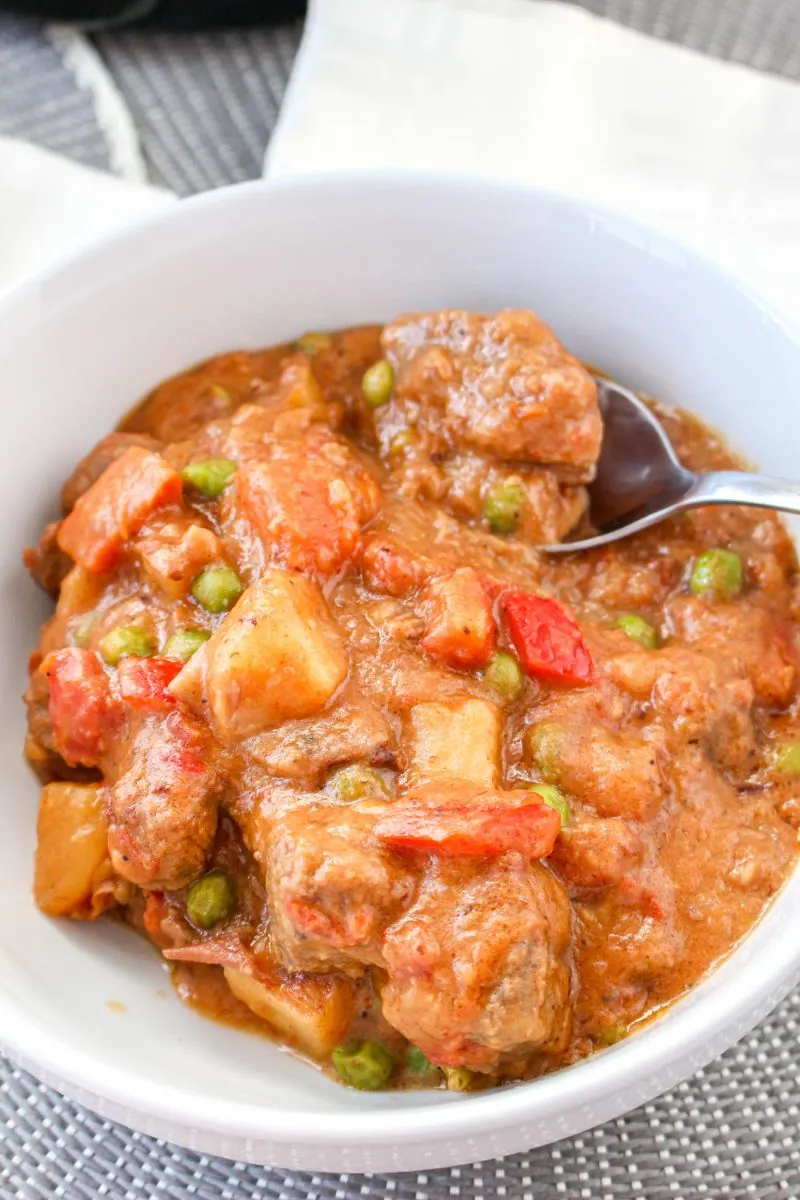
136, 522, 219, 599
223, 966, 354, 1060
183, 568, 348, 740
167, 641, 207, 714
57, 564, 107, 616
405, 698, 501, 788
271, 358, 328, 417
34, 782, 112, 918
38, 565, 107, 656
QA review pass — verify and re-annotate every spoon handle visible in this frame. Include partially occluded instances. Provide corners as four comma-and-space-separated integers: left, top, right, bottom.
686, 471, 800, 517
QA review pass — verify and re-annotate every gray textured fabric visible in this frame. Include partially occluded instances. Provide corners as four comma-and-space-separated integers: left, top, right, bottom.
93, 23, 301, 193
3, 2, 800, 1196
560, 0, 800, 75
0, 13, 111, 170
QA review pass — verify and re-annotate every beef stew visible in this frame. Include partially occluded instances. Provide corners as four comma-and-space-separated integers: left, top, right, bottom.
24, 310, 800, 1091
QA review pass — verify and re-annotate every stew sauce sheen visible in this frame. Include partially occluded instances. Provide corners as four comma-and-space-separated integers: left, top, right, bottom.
24, 311, 800, 1091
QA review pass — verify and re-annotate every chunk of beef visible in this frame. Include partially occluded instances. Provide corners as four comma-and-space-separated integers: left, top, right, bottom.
106, 709, 220, 889
531, 713, 665, 821
437, 454, 588, 546
264, 803, 414, 975
303, 324, 383, 411
381, 854, 572, 1073
608, 644, 757, 774
668, 595, 796, 708
575, 889, 685, 1033
382, 310, 601, 478
384, 443, 588, 546
359, 497, 544, 599
549, 815, 643, 890
246, 687, 396, 783
24, 521, 72, 595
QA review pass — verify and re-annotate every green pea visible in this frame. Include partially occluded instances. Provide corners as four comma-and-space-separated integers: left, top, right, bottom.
332, 1040, 395, 1090
191, 564, 243, 613
484, 651, 524, 699
689, 548, 743, 598
529, 783, 570, 828
406, 1046, 438, 1076
329, 764, 390, 804
598, 1022, 628, 1047
294, 331, 332, 355
208, 384, 232, 407
186, 870, 236, 930
772, 742, 800, 775
483, 480, 526, 534
181, 458, 237, 500
361, 360, 394, 408
99, 626, 156, 667
162, 628, 211, 663
443, 1067, 474, 1092
615, 613, 660, 649
389, 428, 417, 457
527, 723, 567, 782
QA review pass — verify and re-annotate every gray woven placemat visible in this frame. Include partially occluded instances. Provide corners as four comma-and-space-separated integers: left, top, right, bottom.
3, 3, 800, 1196
0, 13, 112, 171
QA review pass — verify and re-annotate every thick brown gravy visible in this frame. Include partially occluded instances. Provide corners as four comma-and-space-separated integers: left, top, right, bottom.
25, 310, 800, 1091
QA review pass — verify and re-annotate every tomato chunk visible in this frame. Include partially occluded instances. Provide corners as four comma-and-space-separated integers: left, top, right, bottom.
375, 786, 561, 859
142, 891, 170, 941
40, 648, 121, 767
116, 656, 182, 712
503, 592, 592, 685
58, 446, 182, 573
421, 568, 495, 670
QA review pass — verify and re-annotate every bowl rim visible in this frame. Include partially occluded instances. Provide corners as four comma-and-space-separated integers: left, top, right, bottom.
3, 169, 800, 1149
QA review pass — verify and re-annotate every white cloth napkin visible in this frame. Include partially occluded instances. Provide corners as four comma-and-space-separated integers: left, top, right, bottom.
266, 0, 800, 326
0, 137, 172, 298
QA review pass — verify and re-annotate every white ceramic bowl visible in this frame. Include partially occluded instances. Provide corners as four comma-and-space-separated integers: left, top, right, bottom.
2, 175, 800, 1174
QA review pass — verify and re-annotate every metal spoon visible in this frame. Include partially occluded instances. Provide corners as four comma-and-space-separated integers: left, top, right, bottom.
542, 377, 800, 553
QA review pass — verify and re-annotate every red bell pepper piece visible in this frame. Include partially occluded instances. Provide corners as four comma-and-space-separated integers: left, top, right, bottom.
376, 787, 561, 859
57, 446, 182, 573
116, 656, 182, 712
40, 647, 121, 767
503, 591, 592, 685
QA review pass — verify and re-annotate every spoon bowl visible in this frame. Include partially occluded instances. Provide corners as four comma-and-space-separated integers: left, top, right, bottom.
543, 378, 800, 553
